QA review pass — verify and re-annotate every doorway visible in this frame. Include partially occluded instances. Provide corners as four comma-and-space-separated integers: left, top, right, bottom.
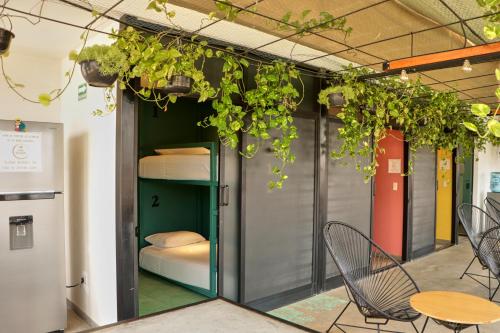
436, 149, 453, 251
373, 130, 405, 261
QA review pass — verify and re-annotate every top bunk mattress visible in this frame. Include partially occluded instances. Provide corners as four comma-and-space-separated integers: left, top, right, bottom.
139, 154, 211, 181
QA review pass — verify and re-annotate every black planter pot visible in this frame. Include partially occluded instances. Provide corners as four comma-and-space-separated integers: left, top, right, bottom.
0, 28, 14, 55
328, 92, 344, 107
163, 75, 192, 95
80, 60, 117, 88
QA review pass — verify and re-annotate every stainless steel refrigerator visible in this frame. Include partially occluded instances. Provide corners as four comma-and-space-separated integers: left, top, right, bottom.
0, 120, 66, 332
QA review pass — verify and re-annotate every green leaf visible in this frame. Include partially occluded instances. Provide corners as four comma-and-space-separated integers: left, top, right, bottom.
168, 94, 178, 103
487, 119, 500, 137
496, 87, 500, 99
146, 1, 161, 12
239, 58, 249, 68
484, 24, 499, 40
301, 9, 311, 19
463, 121, 478, 133
38, 93, 51, 106
68, 50, 79, 61
156, 78, 168, 87
496, 68, 500, 81
471, 103, 490, 117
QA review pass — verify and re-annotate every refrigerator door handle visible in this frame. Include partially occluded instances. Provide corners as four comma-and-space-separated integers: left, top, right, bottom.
0, 191, 62, 201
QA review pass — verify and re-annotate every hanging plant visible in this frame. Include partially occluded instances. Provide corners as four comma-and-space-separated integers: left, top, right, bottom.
464, 0, 500, 139
141, 74, 193, 95
75, 44, 127, 87
319, 66, 492, 181
0, 27, 14, 55
199, 53, 302, 189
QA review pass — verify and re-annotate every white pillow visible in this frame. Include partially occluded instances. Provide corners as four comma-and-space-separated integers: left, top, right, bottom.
155, 147, 210, 155
145, 231, 206, 248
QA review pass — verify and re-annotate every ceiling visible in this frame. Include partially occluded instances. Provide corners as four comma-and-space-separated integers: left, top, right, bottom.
1, 0, 498, 106
0, 0, 116, 57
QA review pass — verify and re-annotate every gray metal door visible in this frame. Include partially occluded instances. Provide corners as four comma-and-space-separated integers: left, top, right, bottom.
218, 144, 241, 301
409, 147, 437, 259
325, 120, 373, 282
241, 116, 316, 306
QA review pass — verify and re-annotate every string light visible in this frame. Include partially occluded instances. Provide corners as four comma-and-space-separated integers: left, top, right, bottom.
400, 69, 409, 81
462, 59, 472, 73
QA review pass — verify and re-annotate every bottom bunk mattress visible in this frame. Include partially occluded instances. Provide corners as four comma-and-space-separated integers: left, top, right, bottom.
139, 240, 211, 290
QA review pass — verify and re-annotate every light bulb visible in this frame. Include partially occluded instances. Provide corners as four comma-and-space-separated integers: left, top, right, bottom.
462, 59, 472, 73
400, 69, 409, 81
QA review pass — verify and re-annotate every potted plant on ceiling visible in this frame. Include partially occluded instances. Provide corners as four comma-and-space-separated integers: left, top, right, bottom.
0, 18, 14, 55
76, 44, 128, 87
137, 38, 202, 97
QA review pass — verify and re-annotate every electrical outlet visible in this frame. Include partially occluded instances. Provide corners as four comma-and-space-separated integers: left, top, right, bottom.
81, 272, 88, 292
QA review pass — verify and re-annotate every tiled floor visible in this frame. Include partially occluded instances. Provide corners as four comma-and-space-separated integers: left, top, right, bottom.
66, 308, 91, 333
271, 238, 500, 332
138, 270, 208, 316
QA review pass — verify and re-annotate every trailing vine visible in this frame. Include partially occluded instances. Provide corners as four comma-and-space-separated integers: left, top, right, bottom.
319, 67, 492, 181
2, 0, 497, 189
465, 0, 500, 138
278, 10, 352, 38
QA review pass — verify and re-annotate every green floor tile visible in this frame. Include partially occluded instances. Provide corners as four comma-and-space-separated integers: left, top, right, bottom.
139, 270, 208, 317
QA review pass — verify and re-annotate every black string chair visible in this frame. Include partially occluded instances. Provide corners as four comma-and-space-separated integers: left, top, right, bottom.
458, 203, 500, 292
477, 225, 500, 301
323, 221, 421, 333
485, 197, 500, 222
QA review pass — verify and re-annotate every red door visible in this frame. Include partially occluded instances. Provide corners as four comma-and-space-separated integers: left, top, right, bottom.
373, 130, 404, 258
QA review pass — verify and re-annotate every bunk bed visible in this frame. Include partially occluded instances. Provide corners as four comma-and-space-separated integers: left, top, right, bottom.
138, 142, 218, 297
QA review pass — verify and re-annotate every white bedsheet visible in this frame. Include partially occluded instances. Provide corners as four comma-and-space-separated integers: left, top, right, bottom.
139, 154, 211, 181
139, 241, 210, 289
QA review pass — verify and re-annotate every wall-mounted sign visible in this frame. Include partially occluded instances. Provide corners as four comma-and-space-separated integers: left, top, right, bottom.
388, 159, 401, 174
78, 83, 87, 101
0, 131, 42, 172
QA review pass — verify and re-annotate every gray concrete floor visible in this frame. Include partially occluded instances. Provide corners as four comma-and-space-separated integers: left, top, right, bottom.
93, 299, 309, 333
66, 309, 91, 333
68, 238, 500, 333
299, 238, 500, 332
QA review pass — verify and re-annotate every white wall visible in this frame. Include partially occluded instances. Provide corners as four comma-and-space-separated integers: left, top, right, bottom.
60, 25, 118, 326
0, 51, 61, 122
0, 21, 119, 326
473, 143, 500, 209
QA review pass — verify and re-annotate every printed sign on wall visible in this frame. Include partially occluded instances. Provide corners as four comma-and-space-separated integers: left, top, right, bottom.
388, 158, 401, 174
0, 131, 42, 172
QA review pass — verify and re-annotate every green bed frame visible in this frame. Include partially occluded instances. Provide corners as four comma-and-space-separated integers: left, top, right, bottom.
139, 141, 218, 298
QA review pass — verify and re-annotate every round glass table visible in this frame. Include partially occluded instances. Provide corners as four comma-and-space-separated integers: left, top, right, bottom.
410, 291, 500, 333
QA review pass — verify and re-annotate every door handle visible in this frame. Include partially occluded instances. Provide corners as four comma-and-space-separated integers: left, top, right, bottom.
219, 185, 229, 206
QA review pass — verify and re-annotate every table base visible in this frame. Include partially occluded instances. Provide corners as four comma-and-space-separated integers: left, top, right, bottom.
422, 317, 480, 333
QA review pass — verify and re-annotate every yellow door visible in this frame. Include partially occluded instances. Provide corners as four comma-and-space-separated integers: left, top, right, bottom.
436, 149, 453, 241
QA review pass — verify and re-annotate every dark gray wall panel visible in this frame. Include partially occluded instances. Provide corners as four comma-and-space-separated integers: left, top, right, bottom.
325, 121, 372, 278
242, 117, 316, 303
410, 147, 436, 258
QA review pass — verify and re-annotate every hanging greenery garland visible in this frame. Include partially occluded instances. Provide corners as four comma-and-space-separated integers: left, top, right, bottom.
318, 66, 493, 181
0, 0, 498, 188
465, 0, 500, 139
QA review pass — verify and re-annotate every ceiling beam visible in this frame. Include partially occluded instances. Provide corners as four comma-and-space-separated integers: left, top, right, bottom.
384, 42, 500, 72
361, 42, 500, 80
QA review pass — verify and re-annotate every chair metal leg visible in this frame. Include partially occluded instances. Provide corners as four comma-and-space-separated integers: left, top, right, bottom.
377, 323, 381, 333
476, 324, 480, 333
490, 278, 500, 301
420, 317, 429, 333
489, 269, 492, 299
460, 256, 476, 279
410, 321, 419, 333
327, 300, 351, 333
